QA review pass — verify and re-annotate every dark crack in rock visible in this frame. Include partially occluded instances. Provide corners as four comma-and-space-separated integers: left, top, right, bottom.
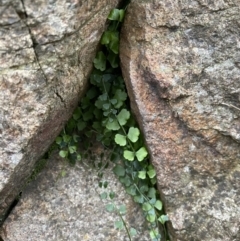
0, 0, 121, 219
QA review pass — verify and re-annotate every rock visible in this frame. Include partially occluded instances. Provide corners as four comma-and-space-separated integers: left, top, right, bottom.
120, 1, 240, 240
0, 148, 149, 241
0, 0, 121, 219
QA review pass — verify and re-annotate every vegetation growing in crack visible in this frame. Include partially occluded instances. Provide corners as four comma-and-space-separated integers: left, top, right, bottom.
56, 7, 170, 241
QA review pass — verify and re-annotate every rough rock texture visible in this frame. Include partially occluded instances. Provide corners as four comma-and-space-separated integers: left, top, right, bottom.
0, 148, 149, 241
0, 0, 121, 219
120, 0, 240, 240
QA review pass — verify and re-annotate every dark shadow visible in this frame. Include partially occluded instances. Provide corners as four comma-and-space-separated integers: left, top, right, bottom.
0, 192, 21, 228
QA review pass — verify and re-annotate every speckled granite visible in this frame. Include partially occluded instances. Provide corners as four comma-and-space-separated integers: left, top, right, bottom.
0, 147, 150, 241
0, 0, 121, 218
120, 0, 240, 240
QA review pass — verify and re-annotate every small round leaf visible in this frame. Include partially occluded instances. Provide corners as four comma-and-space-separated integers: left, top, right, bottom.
113, 164, 125, 177
147, 169, 156, 179
59, 150, 68, 158
103, 103, 110, 110
148, 187, 157, 199
136, 147, 148, 162
63, 135, 71, 143
115, 134, 127, 146
117, 109, 130, 126
142, 202, 152, 212
68, 145, 77, 154
119, 176, 132, 187
119, 9, 125, 22
150, 229, 160, 240
109, 192, 115, 199
123, 150, 135, 161
130, 228, 137, 237
138, 171, 146, 179
108, 9, 120, 20
55, 136, 62, 145
158, 215, 169, 224
93, 51, 106, 71
100, 192, 108, 200
106, 119, 120, 130
106, 203, 115, 212
134, 195, 144, 204
118, 204, 126, 215
115, 220, 124, 230
110, 99, 118, 105
154, 200, 163, 211
147, 214, 156, 223
126, 185, 137, 196
127, 127, 140, 143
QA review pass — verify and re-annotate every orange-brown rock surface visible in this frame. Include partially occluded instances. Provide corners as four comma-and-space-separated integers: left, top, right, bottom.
120, 1, 240, 240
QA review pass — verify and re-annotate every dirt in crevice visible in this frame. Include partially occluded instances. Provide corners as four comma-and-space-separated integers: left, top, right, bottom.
0, 193, 21, 228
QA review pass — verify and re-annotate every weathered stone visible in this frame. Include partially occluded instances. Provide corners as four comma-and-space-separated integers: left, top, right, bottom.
0, 0, 121, 219
120, 0, 240, 240
0, 149, 149, 241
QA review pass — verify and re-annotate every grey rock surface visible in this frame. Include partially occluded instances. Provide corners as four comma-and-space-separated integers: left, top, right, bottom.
120, 0, 240, 240
0, 0, 120, 219
0, 148, 149, 241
